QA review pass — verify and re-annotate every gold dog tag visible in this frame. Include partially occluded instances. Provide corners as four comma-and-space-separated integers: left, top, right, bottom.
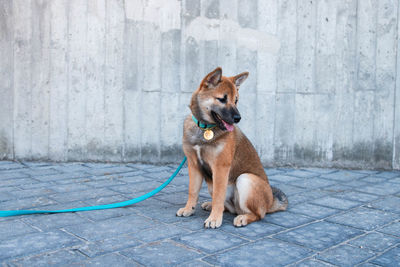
203, 129, 214, 140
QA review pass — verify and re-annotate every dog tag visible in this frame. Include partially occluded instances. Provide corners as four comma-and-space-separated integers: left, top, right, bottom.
203, 129, 214, 140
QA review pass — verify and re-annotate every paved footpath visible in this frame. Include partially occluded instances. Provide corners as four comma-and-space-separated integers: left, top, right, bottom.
0, 160, 400, 267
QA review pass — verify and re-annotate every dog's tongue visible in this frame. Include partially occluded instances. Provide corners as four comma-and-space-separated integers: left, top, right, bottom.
222, 120, 234, 132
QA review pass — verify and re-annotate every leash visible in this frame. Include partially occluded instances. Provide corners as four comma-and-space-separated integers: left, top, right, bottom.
0, 157, 187, 217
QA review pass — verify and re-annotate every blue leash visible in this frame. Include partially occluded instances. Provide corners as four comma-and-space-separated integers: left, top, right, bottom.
0, 157, 187, 217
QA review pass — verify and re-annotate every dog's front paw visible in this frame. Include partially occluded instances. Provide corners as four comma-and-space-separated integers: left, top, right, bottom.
176, 207, 195, 217
201, 201, 212, 211
204, 214, 223, 228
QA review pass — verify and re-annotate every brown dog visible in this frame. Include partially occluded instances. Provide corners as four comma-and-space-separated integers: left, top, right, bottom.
176, 67, 288, 228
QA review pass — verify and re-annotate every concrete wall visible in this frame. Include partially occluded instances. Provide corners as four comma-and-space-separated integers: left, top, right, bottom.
0, 0, 399, 169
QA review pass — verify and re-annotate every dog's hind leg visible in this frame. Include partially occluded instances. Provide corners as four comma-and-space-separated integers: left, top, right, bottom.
232, 173, 273, 227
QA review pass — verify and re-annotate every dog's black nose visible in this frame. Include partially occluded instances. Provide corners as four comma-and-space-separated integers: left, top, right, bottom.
233, 114, 241, 123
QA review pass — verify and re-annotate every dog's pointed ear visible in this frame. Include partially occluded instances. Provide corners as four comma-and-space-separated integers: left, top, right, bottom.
233, 72, 249, 89
203, 67, 222, 89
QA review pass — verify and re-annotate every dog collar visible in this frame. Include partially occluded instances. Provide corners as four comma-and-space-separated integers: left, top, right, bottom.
192, 115, 216, 129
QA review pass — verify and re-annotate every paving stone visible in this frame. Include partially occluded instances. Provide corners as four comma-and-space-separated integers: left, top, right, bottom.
285, 169, 320, 178
327, 207, 398, 231
110, 180, 164, 195
0, 186, 18, 202
203, 238, 313, 266
294, 258, 335, 266
0, 220, 38, 239
34, 172, 91, 182
287, 190, 328, 205
77, 207, 136, 221
311, 195, 361, 210
173, 230, 247, 253
84, 166, 136, 176
335, 191, 381, 203
349, 232, 400, 252
77, 233, 143, 258
370, 246, 400, 267
270, 183, 306, 196
377, 221, 400, 237
0, 163, 26, 170
154, 191, 188, 205
369, 195, 400, 214
289, 177, 337, 189
7, 249, 87, 267
268, 174, 303, 184
322, 183, 353, 193
390, 177, 400, 184
0, 170, 28, 179
320, 171, 367, 181
263, 211, 315, 228
23, 168, 61, 177
374, 171, 400, 179
361, 176, 389, 183
49, 188, 118, 203
9, 188, 56, 199
316, 244, 375, 266
290, 203, 338, 219
178, 259, 213, 267
133, 224, 190, 242
264, 168, 284, 176
52, 163, 91, 173
76, 252, 141, 266
219, 221, 285, 240
0, 177, 41, 188
342, 179, 370, 188
22, 212, 91, 231
0, 230, 82, 261
274, 221, 363, 250
0, 196, 57, 210
64, 214, 159, 241
120, 240, 203, 266
143, 170, 184, 182
47, 183, 91, 193
300, 168, 337, 175
356, 181, 400, 195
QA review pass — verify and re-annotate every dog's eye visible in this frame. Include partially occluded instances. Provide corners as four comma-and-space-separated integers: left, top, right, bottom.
217, 95, 227, 104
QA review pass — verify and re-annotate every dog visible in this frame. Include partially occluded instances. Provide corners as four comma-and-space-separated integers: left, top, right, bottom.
176, 67, 288, 228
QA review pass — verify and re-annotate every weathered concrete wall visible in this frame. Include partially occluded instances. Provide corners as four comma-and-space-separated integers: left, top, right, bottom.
0, 0, 399, 169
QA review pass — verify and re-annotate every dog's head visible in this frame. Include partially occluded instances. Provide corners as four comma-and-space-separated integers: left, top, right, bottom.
190, 67, 249, 132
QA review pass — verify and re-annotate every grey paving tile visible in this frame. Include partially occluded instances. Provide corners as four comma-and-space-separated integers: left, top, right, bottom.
22, 212, 91, 231
173, 230, 247, 253
289, 203, 339, 219
274, 221, 363, 250
268, 174, 303, 184
265, 168, 284, 176
316, 244, 375, 267
84, 166, 136, 176
288, 190, 328, 205
320, 171, 367, 181
390, 177, 400, 184
335, 191, 381, 203
322, 183, 353, 193
219, 221, 285, 240
110, 180, 164, 195
294, 258, 335, 266
0, 163, 26, 171
77, 233, 143, 258
342, 179, 370, 188
0, 187, 17, 202
361, 176, 389, 183
285, 169, 320, 178
0, 177, 41, 188
34, 172, 91, 182
374, 171, 400, 179
120, 240, 203, 266
311, 195, 361, 210
64, 214, 159, 241
0, 220, 38, 239
327, 207, 398, 231
0, 196, 57, 210
23, 168, 61, 177
349, 232, 400, 252
270, 183, 306, 196
369, 195, 400, 214
7, 249, 87, 267
377, 221, 400, 237
133, 224, 190, 242
47, 183, 91, 193
178, 259, 213, 267
289, 177, 337, 189
8, 188, 56, 199
0, 170, 28, 179
77, 207, 136, 221
154, 191, 188, 205
370, 246, 400, 267
300, 168, 338, 175
143, 170, 184, 182
203, 238, 312, 266
76, 252, 141, 267
356, 181, 400, 195
0, 230, 82, 261
263, 211, 315, 228
49, 188, 118, 203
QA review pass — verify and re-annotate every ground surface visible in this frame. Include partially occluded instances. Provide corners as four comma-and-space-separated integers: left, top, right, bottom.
0, 160, 399, 267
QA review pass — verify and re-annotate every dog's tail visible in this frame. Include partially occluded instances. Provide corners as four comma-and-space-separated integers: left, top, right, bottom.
267, 186, 288, 213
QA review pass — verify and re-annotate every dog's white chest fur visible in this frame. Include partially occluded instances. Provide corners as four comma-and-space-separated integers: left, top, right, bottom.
193, 145, 203, 165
